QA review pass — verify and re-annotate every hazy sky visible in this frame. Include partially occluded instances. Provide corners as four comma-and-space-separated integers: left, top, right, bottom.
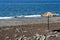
0, 0, 60, 3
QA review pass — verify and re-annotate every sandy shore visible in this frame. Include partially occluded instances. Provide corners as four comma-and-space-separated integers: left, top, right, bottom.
0, 22, 60, 40
0, 17, 60, 40
0, 17, 60, 26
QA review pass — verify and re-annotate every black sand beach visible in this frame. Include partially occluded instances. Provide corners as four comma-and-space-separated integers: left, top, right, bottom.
0, 17, 60, 40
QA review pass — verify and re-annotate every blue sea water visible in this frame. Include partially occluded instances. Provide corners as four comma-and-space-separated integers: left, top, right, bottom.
0, 3, 60, 17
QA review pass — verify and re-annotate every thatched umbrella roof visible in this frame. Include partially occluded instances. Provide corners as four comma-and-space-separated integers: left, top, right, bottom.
41, 12, 53, 16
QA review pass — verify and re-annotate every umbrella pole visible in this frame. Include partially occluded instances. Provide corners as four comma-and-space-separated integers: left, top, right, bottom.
48, 16, 49, 30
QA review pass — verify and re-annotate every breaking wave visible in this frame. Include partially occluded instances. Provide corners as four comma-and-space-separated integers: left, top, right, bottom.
0, 15, 41, 19
0, 17, 14, 19
16, 15, 41, 18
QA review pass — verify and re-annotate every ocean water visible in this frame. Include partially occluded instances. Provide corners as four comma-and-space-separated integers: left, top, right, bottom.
0, 3, 60, 16
0, 3, 60, 19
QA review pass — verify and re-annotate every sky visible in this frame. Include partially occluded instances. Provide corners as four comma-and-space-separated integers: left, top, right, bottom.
0, 0, 60, 3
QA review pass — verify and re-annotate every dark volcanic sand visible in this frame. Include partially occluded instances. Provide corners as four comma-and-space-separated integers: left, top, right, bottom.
0, 23, 60, 40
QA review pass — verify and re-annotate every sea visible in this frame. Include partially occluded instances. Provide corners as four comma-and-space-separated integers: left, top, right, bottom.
0, 2, 60, 19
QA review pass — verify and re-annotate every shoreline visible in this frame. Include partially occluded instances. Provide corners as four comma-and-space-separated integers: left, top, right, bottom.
0, 17, 60, 26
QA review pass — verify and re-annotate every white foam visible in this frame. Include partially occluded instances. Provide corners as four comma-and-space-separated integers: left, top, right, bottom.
0, 15, 41, 19
24, 15, 41, 17
0, 17, 13, 19
17, 15, 41, 18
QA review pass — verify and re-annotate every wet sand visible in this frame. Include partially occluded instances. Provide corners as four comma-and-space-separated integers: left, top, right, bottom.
0, 17, 60, 26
